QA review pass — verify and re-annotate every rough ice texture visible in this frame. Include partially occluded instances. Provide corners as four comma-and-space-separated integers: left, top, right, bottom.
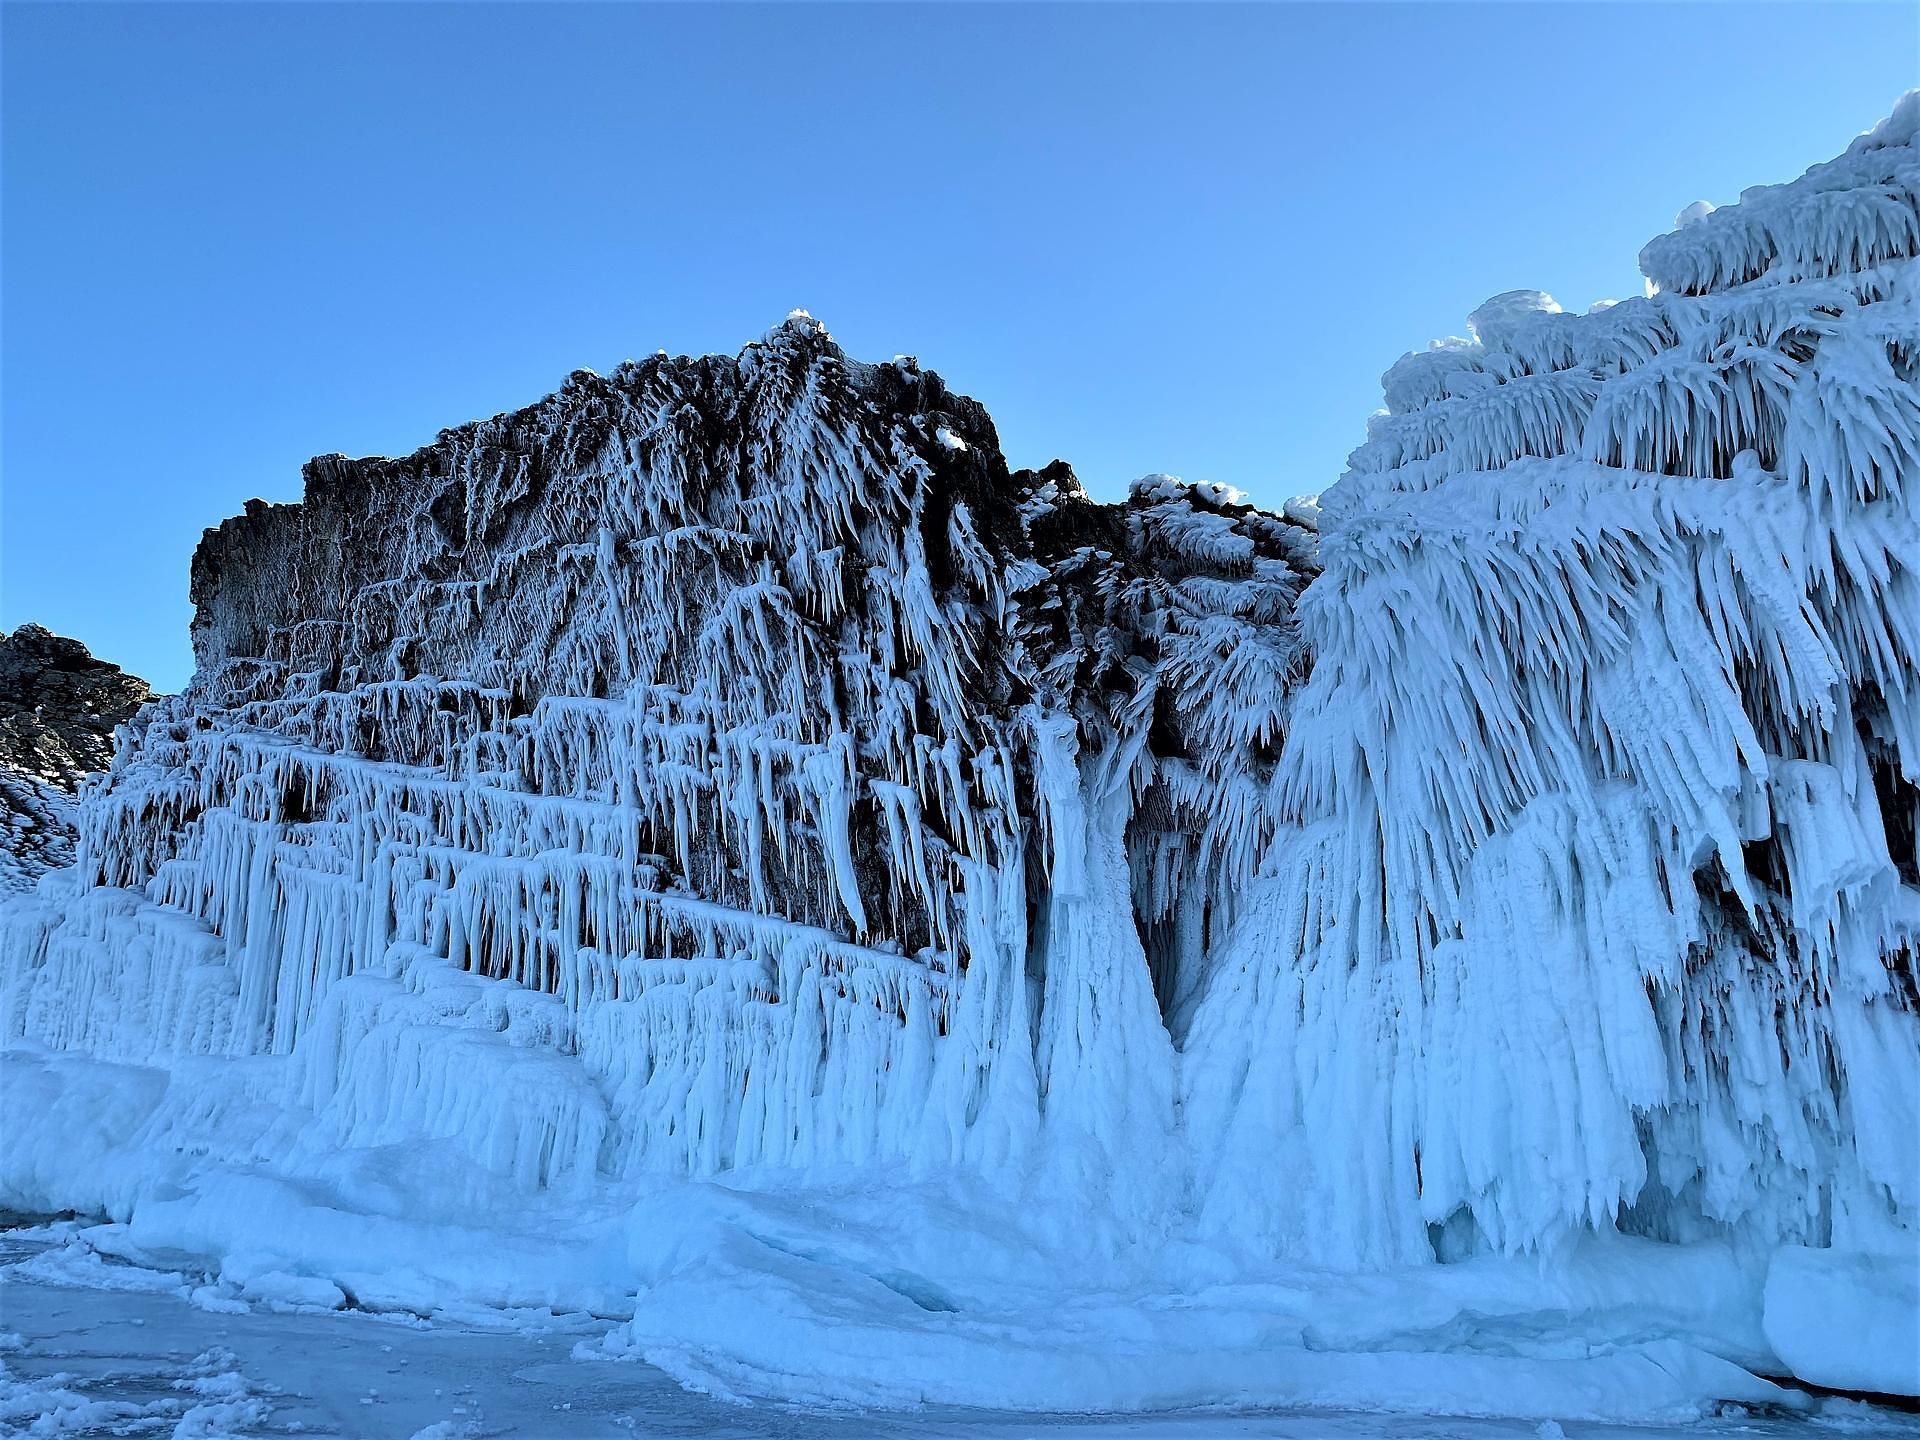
43, 315, 1307, 1182
0, 625, 151, 892
1203, 91, 1920, 1289
3, 99, 1919, 1413
1181, 94, 1920, 1396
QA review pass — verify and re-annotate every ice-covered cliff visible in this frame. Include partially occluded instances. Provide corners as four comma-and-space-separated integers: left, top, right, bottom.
1178, 97, 1920, 1395
0, 625, 151, 891
17, 314, 1308, 1180
2, 99, 1916, 1415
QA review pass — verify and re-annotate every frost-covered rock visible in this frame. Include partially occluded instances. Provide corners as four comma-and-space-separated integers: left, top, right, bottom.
2, 97, 1917, 1415
2, 313, 1313, 1193
0, 625, 151, 891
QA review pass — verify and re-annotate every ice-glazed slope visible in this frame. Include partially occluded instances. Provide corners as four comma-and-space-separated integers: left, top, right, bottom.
1183, 96, 1920, 1371
0, 626, 152, 892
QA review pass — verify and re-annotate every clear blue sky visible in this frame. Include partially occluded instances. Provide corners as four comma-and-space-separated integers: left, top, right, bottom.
4, 3, 1914, 692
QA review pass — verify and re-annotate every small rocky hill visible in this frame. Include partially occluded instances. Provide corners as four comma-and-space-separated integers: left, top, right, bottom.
0, 624, 152, 889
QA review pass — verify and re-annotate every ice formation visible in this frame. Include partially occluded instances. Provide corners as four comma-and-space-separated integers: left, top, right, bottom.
4, 321, 1306, 1181
1177, 100, 1920, 1392
3, 98, 1918, 1413
1187, 94, 1920, 1261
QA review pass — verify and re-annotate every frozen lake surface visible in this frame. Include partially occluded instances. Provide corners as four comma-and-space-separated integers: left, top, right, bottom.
2, 1231, 1916, 1440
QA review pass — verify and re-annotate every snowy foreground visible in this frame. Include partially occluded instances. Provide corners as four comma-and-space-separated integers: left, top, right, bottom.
4, 1228, 1916, 1440
4, 94, 1920, 1427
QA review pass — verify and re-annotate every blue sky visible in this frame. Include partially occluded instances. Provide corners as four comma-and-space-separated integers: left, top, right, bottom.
4, 3, 1915, 692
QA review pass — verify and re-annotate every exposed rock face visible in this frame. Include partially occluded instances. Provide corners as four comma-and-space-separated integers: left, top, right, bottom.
0, 624, 151, 786
0, 625, 151, 890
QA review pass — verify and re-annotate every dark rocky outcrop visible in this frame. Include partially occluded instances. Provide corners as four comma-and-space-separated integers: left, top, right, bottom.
0, 624, 152, 889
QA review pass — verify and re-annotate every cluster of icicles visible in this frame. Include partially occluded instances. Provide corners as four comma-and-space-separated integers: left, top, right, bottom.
5, 99, 1919, 1271
1180, 97, 1920, 1265
3, 306, 1305, 1195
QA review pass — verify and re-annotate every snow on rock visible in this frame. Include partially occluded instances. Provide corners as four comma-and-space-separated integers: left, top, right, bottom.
2, 96, 1918, 1416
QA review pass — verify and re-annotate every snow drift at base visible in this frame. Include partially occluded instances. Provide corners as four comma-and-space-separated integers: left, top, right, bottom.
4, 99, 1919, 1415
